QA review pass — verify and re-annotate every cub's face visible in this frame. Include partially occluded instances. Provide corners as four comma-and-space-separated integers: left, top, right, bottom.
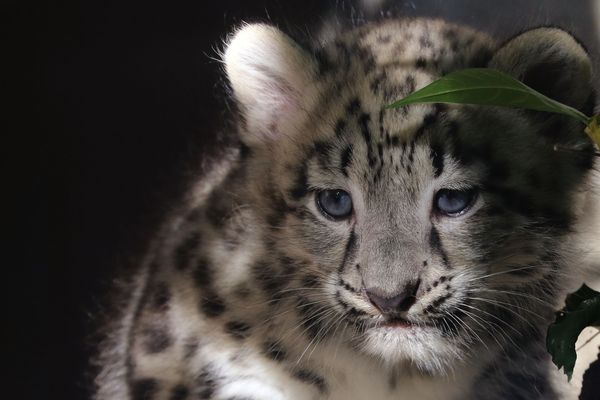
225, 21, 595, 373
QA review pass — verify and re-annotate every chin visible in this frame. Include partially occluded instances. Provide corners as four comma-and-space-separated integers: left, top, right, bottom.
358, 324, 466, 375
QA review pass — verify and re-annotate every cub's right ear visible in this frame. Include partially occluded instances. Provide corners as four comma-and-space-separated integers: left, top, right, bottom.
224, 24, 319, 146
488, 27, 593, 111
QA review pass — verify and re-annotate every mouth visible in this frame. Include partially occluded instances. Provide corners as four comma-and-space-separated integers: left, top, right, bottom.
381, 317, 413, 328
378, 316, 444, 331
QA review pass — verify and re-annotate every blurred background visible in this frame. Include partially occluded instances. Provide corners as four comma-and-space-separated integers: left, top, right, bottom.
31, 0, 600, 398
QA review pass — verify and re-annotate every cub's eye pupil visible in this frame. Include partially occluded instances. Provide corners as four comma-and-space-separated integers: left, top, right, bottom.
435, 189, 476, 216
316, 190, 353, 219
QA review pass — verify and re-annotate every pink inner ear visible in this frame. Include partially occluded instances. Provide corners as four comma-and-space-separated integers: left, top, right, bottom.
257, 79, 301, 141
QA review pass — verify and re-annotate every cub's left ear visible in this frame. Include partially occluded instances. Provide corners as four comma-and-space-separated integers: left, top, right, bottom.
488, 28, 593, 110
224, 24, 319, 145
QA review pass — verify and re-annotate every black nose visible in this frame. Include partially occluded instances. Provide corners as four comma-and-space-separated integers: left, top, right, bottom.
366, 281, 420, 314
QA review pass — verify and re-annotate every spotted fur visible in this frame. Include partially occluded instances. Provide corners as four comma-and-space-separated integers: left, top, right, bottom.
93, 18, 599, 400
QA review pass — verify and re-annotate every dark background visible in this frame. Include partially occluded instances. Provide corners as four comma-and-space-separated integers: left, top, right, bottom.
26, 0, 600, 398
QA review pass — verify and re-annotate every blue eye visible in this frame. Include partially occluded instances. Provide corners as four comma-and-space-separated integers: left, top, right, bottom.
316, 190, 353, 220
435, 189, 477, 216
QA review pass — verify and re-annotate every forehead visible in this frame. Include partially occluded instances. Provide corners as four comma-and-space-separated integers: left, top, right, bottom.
313, 23, 497, 150
299, 105, 445, 220
307, 19, 494, 140
283, 20, 499, 197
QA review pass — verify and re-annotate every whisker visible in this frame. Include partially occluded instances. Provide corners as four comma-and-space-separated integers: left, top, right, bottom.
459, 302, 521, 339
471, 287, 556, 308
295, 310, 338, 364
467, 296, 541, 332
445, 311, 481, 350
465, 265, 542, 282
453, 307, 492, 353
456, 305, 508, 353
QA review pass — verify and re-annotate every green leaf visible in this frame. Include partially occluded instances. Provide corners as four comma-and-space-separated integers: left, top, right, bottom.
585, 114, 600, 147
547, 285, 600, 381
386, 68, 590, 125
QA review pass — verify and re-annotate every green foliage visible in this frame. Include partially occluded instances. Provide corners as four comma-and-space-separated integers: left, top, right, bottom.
386, 68, 600, 146
586, 114, 600, 146
547, 285, 600, 380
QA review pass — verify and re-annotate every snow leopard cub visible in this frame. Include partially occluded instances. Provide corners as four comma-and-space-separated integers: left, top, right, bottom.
93, 18, 599, 400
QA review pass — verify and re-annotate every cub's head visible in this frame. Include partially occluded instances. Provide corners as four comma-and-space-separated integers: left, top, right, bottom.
224, 20, 595, 373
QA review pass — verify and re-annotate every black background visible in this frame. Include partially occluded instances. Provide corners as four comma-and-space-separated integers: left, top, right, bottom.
22, 0, 600, 398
